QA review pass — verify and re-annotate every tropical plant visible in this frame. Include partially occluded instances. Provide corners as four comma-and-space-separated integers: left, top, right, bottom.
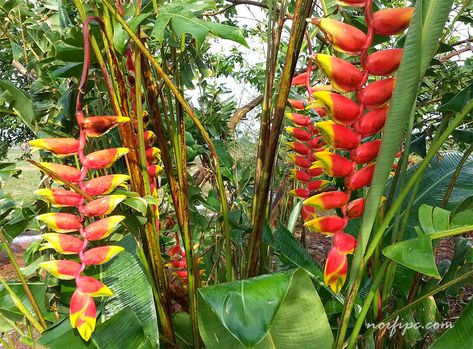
0, 0, 472, 348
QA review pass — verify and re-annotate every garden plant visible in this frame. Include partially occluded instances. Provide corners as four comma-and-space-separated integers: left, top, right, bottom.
0, 0, 472, 348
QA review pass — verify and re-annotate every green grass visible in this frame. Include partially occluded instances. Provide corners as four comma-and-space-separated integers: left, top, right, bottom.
1, 146, 40, 205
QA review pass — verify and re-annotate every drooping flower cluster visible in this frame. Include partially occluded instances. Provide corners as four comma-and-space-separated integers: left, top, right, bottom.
26, 18, 150, 340
31, 116, 130, 340
286, 0, 413, 293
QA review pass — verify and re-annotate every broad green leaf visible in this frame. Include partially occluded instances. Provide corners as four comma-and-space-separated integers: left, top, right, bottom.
36, 317, 93, 348
102, 235, 158, 343
452, 128, 473, 144
0, 282, 53, 322
420, 0, 455, 75
172, 312, 193, 349
198, 269, 333, 348
418, 205, 450, 234
439, 83, 473, 113
123, 197, 148, 216
150, 2, 247, 49
383, 235, 441, 278
0, 80, 37, 132
93, 308, 154, 349
37, 307, 153, 349
429, 299, 473, 349
113, 13, 151, 54
451, 209, 473, 227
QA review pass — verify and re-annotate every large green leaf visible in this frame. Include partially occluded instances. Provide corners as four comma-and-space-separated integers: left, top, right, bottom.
399, 152, 473, 237
101, 235, 159, 344
429, 299, 473, 349
37, 308, 152, 349
198, 268, 333, 348
383, 235, 441, 278
420, 0, 456, 75
0, 80, 37, 132
151, 0, 247, 49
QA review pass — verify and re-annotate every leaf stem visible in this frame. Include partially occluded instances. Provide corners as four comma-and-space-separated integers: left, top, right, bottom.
0, 276, 44, 333
0, 231, 47, 329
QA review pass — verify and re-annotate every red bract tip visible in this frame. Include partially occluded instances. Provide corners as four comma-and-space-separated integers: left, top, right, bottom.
366, 49, 403, 76
353, 108, 388, 137
287, 99, 306, 110
371, 7, 415, 36
345, 163, 376, 190
292, 71, 310, 86
310, 18, 367, 55
347, 198, 365, 219
333, 232, 357, 254
357, 78, 396, 110
350, 139, 382, 164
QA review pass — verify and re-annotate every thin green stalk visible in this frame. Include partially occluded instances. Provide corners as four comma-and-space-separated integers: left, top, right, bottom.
441, 143, 473, 207
0, 276, 44, 333
347, 260, 389, 349
0, 335, 13, 349
0, 313, 25, 337
0, 231, 47, 329
336, 98, 473, 348
365, 98, 473, 262
103, 1, 232, 286
362, 267, 473, 341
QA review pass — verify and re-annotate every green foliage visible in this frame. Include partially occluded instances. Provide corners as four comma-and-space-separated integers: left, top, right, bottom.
198, 269, 333, 348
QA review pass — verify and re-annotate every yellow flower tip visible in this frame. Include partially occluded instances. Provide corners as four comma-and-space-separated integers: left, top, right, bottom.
115, 147, 130, 156
116, 116, 131, 123
309, 161, 323, 170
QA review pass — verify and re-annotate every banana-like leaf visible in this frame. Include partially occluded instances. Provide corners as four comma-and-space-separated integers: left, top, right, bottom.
383, 235, 441, 278
402, 152, 473, 237
0, 80, 37, 132
102, 235, 159, 344
420, 0, 456, 76
198, 268, 333, 348
429, 299, 473, 349
418, 205, 450, 234
151, 0, 248, 49
37, 307, 152, 349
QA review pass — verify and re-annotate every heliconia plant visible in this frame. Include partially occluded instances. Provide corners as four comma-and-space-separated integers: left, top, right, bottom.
25, 18, 165, 341
285, 0, 414, 293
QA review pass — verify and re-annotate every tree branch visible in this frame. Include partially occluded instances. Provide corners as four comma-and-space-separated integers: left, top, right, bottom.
228, 95, 263, 131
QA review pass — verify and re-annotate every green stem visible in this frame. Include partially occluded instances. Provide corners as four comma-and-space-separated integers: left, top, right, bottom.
338, 99, 473, 347
441, 143, 473, 207
347, 260, 389, 349
0, 231, 47, 329
0, 276, 44, 333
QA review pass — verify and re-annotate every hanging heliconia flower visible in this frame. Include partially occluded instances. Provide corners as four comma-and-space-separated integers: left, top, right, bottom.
28, 17, 146, 341
286, 0, 412, 293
